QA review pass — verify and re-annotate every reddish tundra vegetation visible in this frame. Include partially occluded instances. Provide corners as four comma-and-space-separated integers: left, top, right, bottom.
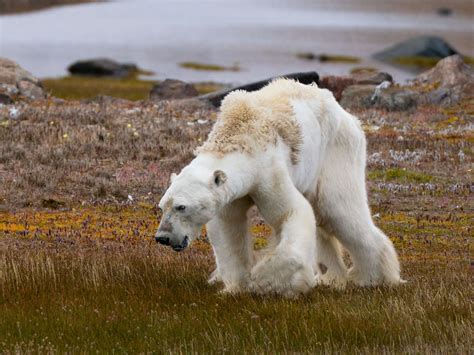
0, 56, 472, 353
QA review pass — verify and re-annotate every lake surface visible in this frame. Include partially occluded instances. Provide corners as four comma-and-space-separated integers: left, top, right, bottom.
0, 0, 473, 84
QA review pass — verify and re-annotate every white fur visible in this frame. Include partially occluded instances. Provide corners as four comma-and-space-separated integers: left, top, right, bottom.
157, 79, 403, 297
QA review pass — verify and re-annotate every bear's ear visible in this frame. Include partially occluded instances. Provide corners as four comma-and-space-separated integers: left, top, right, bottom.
213, 170, 227, 186
170, 172, 178, 183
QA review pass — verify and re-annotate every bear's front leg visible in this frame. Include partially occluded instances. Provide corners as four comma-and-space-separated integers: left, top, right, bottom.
249, 176, 317, 297
207, 197, 254, 294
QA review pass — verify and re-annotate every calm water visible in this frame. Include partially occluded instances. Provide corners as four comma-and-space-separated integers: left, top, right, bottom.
0, 0, 473, 84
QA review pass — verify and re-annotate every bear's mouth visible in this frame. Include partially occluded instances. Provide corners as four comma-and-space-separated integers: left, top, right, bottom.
171, 236, 189, 252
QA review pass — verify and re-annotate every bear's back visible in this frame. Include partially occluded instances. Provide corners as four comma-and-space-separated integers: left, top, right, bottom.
197, 79, 324, 163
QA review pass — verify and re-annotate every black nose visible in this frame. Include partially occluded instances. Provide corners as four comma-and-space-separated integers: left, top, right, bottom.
155, 236, 170, 245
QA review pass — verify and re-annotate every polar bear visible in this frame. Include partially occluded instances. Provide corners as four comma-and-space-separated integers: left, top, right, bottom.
155, 79, 402, 297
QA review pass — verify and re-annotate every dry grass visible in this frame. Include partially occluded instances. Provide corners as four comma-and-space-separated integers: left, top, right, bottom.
0, 204, 472, 353
0, 88, 473, 352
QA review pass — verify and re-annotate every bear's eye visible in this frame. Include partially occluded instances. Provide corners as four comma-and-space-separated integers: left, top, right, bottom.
175, 205, 186, 212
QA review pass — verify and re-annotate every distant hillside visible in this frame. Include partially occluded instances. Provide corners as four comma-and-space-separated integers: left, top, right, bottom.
0, 0, 98, 14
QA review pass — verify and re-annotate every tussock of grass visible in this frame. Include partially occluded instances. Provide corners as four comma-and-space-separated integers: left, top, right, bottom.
0, 206, 472, 353
368, 168, 434, 183
179, 62, 240, 71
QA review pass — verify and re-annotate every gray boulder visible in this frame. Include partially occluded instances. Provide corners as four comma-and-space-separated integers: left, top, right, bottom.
414, 55, 474, 105
374, 36, 458, 63
320, 70, 393, 101
68, 58, 138, 77
0, 57, 45, 101
341, 84, 418, 111
150, 79, 199, 101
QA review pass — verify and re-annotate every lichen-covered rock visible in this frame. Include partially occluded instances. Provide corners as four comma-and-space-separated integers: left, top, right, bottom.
149, 79, 199, 101
341, 84, 418, 111
415, 55, 473, 87
413, 55, 474, 105
0, 57, 45, 101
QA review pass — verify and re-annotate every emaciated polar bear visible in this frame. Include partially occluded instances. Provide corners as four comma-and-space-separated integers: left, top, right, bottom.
155, 79, 403, 297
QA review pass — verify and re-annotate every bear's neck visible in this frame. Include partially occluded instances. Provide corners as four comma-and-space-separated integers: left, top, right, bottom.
192, 152, 257, 206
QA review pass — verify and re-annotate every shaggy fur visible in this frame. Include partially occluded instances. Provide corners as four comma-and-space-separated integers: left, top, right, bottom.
197, 79, 312, 164
156, 79, 403, 297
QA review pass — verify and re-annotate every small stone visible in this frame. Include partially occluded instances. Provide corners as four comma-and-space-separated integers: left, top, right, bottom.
352, 71, 393, 85
0, 93, 13, 105
18, 80, 45, 99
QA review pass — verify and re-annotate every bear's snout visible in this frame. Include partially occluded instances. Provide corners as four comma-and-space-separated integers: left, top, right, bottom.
155, 232, 189, 252
155, 235, 170, 246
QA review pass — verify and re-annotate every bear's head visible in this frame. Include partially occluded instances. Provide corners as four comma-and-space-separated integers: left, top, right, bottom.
155, 168, 227, 251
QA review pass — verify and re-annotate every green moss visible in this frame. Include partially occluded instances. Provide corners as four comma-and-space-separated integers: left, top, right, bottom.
391, 56, 474, 69
193, 82, 226, 94
42, 76, 155, 101
318, 54, 360, 63
391, 56, 441, 68
179, 62, 240, 71
350, 67, 379, 75
42, 76, 225, 101
368, 168, 434, 183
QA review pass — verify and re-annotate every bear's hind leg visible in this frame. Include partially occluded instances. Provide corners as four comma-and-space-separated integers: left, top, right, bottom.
207, 196, 254, 294
316, 136, 402, 286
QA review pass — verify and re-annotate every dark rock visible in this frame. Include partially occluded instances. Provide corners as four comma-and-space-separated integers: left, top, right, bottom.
0, 93, 13, 104
436, 7, 452, 16
319, 71, 393, 101
351, 70, 393, 85
150, 79, 199, 101
341, 84, 418, 111
68, 58, 138, 77
199, 71, 319, 107
414, 55, 474, 105
0, 57, 45, 101
319, 76, 356, 101
374, 36, 458, 62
